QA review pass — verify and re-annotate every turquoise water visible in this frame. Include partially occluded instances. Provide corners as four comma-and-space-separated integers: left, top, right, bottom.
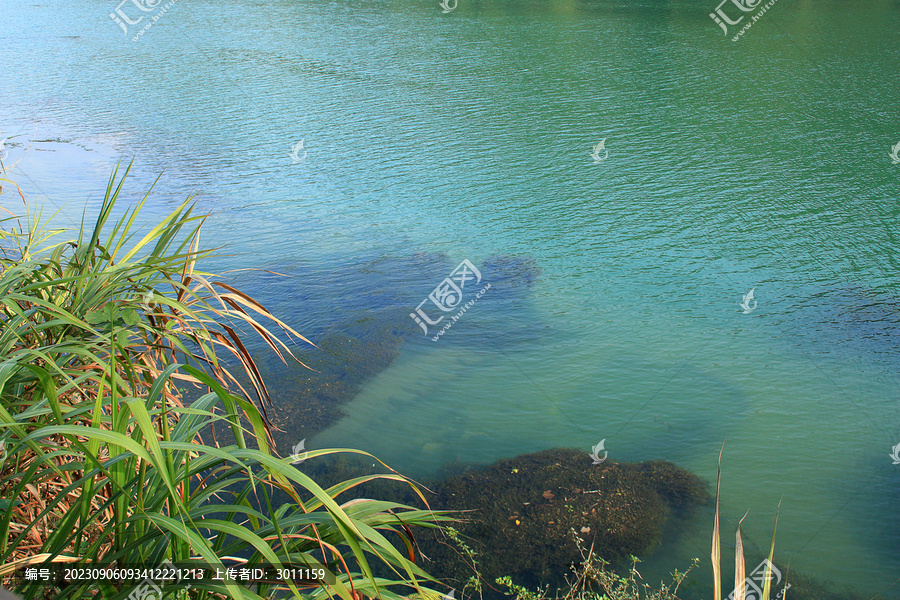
2, 0, 899, 595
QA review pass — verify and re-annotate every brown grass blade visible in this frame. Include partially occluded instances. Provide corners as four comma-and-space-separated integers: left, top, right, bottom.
734, 509, 750, 600
211, 281, 316, 347
712, 439, 724, 600
762, 496, 783, 600
0, 554, 82, 577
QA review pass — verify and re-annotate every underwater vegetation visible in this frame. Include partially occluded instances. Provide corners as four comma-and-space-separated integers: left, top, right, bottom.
415, 448, 707, 590
301, 448, 708, 593
776, 284, 900, 370
478, 254, 543, 303
238, 252, 546, 451
258, 306, 412, 446
293, 447, 876, 600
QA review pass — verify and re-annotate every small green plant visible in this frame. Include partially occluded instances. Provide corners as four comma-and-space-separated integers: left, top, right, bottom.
496, 577, 545, 600
495, 530, 697, 600
440, 522, 698, 600
444, 526, 484, 599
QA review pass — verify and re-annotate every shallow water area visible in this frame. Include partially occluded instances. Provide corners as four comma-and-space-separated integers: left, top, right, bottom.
2, 0, 900, 596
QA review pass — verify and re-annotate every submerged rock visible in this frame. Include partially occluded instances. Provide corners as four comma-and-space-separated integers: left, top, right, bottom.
414, 448, 707, 589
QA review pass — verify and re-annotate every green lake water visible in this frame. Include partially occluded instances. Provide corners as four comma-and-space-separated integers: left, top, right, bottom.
1, 0, 899, 596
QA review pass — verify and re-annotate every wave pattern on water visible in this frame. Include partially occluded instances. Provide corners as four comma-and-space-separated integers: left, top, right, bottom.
2, 0, 900, 596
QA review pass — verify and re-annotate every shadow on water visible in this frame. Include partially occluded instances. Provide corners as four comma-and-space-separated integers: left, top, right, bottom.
777, 284, 900, 371
226, 251, 546, 455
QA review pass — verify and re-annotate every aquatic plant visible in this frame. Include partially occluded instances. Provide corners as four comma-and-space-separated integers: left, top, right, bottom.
497, 549, 697, 600
410, 449, 707, 591
479, 255, 542, 298
456, 527, 700, 600
0, 167, 448, 599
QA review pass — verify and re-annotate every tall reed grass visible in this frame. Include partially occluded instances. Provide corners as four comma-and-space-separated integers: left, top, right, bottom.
0, 167, 448, 599
711, 441, 784, 600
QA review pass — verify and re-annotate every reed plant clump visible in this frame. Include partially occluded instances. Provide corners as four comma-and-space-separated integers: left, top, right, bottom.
0, 167, 448, 600
711, 442, 784, 600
